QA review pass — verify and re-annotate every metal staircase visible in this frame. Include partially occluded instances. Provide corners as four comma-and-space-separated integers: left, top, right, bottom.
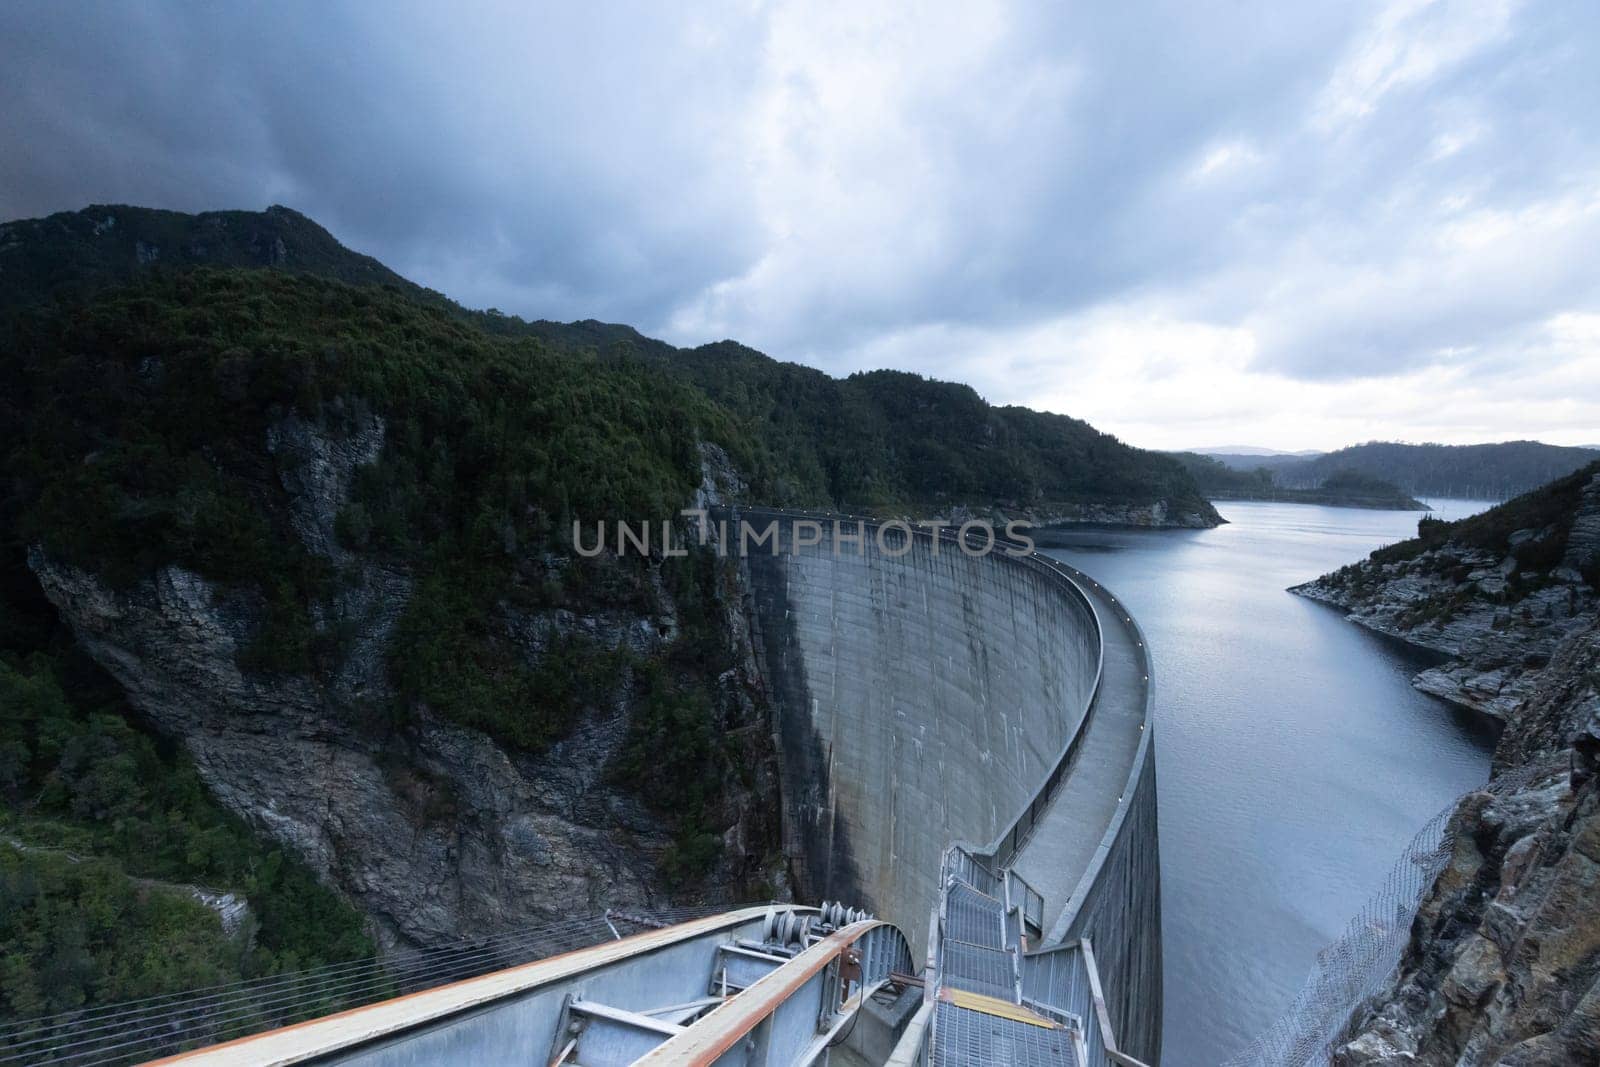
921, 848, 1150, 1067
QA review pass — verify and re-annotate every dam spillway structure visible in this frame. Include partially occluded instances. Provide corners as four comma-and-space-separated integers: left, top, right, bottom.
12, 510, 1161, 1067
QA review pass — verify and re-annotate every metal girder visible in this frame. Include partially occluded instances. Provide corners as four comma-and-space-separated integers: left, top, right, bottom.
549, 995, 687, 1065
636, 920, 914, 1066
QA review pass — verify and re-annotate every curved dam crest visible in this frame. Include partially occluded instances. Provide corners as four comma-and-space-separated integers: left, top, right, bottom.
731, 508, 1162, 1061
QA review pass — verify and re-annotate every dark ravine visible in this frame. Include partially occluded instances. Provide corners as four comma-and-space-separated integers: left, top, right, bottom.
1286, 467, 1600, 1063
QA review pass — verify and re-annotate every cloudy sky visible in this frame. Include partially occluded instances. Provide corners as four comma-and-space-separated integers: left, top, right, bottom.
4, 1, 1597, 451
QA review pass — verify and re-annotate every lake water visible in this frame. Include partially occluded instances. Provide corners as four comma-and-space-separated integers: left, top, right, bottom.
1040, 499, 1495, 1065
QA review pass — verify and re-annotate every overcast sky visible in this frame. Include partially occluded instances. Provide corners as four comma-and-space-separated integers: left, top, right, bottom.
4, 1, 1597, 451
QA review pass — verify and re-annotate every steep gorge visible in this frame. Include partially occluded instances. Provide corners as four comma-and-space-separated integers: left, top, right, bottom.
0, 268, 791, 1022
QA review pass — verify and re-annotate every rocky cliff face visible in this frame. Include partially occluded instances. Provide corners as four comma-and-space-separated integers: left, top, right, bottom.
1292, 472, 1600, 1063
29, 415, 781, 950
1335, 620, 1600, 1065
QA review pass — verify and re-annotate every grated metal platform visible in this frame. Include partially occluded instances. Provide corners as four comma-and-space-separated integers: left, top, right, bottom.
929, 1000, 1076, 1067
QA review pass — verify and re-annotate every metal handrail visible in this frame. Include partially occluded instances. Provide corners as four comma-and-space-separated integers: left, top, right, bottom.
146, 906, 798, 1066
635, 919, 913, 1065
1019, 938, 1153, 1067
986, 552, 1108, 866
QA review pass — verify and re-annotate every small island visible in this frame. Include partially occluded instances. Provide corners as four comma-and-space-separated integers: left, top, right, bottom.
1169, 453, 1430, 510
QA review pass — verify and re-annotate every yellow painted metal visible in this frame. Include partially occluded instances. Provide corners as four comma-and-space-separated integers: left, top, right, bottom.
938, 987, 1061, 1029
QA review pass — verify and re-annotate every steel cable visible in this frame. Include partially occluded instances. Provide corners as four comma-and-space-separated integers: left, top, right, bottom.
0, 904, 731, 1067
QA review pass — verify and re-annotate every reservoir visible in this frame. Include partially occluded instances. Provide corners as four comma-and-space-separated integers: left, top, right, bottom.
1040, 499, 1495, 1065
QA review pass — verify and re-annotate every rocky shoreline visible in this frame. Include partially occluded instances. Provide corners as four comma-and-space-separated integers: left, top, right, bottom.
923, 498, 1222, 537
1280, 467, 1600, 1063
1207, 488, 1429, 511
1290, 488, 1598, 721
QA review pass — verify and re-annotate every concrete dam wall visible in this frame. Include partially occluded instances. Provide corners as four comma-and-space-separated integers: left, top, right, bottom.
735, 508, 1163, 1061
738, 513, 1096, 943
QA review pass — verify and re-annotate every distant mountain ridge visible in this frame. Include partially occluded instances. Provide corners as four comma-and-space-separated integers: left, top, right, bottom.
1186, 445, 1325, 458
1200, 441, 1600, 501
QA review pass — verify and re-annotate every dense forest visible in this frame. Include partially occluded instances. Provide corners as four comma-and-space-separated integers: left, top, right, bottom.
0, 204, 1219, 1021
0, 563, 372, 1019
673, 345, 1211, 512
1200, 441, 1600, 500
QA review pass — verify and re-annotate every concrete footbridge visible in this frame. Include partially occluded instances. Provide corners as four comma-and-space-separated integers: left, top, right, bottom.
6, 511, 1160, 1067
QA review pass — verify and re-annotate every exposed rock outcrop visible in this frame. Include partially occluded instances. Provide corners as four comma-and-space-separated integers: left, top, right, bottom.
29, 415, 780, 950
1335, 620, 1600, 1065
1292, 476, 1600, 720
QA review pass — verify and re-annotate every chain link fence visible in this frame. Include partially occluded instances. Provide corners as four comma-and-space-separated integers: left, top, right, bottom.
1220, 764, 1544, 1067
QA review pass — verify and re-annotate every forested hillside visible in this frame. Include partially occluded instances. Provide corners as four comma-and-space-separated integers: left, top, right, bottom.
1, 204, 1217, 523
675, 344, 1213, 515
0, 269, 760, 1019
0, 205, 416, 314
0, 204, 1219, 1020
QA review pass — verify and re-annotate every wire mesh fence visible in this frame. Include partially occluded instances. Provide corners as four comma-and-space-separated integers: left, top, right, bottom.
1219, 765, 1543, 1067
0, 904, 725, 1067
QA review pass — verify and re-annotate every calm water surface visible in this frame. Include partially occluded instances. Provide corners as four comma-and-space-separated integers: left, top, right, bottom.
1041, 499, 1495, 1065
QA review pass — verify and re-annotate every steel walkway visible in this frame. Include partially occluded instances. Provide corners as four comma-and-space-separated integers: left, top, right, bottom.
926, 854, 1076, 1066
920, 849, 1150, 1067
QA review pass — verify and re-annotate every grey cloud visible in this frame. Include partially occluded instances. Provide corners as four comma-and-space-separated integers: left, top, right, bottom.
1, 0, 1596, 399
0, 2, 768, 326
